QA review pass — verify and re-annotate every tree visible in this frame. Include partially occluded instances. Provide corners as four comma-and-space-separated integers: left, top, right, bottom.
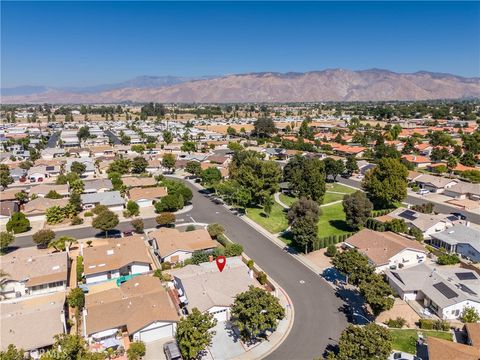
342, 191, 373, 230
447, 156, 458, 175
345, 156, 359, 176
226, 126, 237, 136
127, 341, 146, 360
131, 218, 144, 233
176, 308, 217, 360
126, 200, 140, 217
253, 117, 276, 137
108, 158, 131, 174
185, 161, 202, 177
92, 210, 119, 237
460, 151, 477, 167
40, 334, 104, 360
130, 144, 145, 154
70, 161, 86, 176
67, 287, 85, 309
49, 236, 77, 252
45, 190, 63, 199
46, 205, 66, 224
325, 244, 337, 257
155, 212, 176, 227
283, 156, 326, 203
76, 126, 90, 142
155, 194, 183, 212
162, 153, 176, 173
0, 231, 14, 253
207, 223, 224, 239
290, 216, 318, 254
228, 141, 243, 152
324, 157, 345, 182
0, 164, 13, 188
163, 130, 173, 145
69, 179, 85, 195
231, 286, 285, 341
360, 273, 395, 315
6, 212, 30, 234
14, 191, 28, 204
32, 229, 55, 248
263, 196, 273, 217
332, 249, 374, 286
385, 218, 408, 234
287, 197, 321, 224
201, 167, 222, 187
0, 344, 25, 360
362, 158, 408, 208
131, 156, 148, 174
328, 323, 392, 360
461, 306, 480, 323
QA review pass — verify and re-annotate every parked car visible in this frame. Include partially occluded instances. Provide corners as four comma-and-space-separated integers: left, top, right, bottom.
164, 341, 183, 360
451, 212, 467, 220
417, 189, 430, 195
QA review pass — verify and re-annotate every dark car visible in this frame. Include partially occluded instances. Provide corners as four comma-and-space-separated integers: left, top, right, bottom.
451, 212, 467, 220
163, 341, 183, 360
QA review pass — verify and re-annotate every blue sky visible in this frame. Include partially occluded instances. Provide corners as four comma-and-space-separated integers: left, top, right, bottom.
1, 1, 479, 87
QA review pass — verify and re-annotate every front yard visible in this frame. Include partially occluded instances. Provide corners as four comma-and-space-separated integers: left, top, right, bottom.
389, 329, 453, 353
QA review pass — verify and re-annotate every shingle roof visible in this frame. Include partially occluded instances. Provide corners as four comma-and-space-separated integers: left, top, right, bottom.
84, 275, 179, 335
149, 227, 217, 258
122, 177, 157, 188
83, 236, 151, 276
431, 225, 480, 252
128, 187, 168, 201
23, 197, 69, 215
427, 336, 479, 360
80, 191, 124, 207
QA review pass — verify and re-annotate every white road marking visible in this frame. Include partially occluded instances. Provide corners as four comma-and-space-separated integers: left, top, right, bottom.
190, 216, 196, 223
176, 218, 185, 222
299, 280, 305, 284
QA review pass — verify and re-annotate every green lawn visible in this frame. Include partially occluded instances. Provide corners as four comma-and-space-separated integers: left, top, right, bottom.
325, 183, 357, 194
246, 203, 289, 234
389, 329, 452, 353
279, 194, 296, 207
317, 202, 351, 237
323, 192, 346, 204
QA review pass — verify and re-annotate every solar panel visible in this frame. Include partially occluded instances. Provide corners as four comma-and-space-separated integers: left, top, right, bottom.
433, 282, 458, 299
456, 272, 478, 281
399, 210, 417, 221
459, 284, 478, 296
46, 166, 54, 171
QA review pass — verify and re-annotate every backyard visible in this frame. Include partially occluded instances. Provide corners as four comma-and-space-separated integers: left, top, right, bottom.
389, 329, 453, 353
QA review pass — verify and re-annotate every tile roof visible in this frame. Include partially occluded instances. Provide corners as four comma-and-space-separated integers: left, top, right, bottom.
128, 187, 168, 202
122, 177, 157, 188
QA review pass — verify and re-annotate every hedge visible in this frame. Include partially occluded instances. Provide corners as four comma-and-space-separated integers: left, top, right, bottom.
311, 232, 354, 251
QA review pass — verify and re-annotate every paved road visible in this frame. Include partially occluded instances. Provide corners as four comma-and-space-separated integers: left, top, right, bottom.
105, 129, 122, 145
13, 180, 347, 360
338, 177, 480, 224
46, 132, 59, 148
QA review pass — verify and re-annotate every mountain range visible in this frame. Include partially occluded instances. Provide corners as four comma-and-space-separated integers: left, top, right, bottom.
2, 69, 479, 104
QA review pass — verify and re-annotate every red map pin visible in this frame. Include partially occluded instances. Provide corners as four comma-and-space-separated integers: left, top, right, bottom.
216, 256, 226, 272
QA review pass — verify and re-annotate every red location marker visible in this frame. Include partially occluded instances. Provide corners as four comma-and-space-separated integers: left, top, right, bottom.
216, 256, 226, 272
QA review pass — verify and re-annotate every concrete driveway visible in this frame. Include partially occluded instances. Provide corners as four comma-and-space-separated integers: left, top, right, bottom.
204, 321, 245, 360
144, 337, 174, 360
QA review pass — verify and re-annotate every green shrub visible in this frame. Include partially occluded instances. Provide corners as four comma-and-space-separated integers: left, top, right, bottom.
161, 262, 172, 270
385, 317, 406, 328
84, 211, 93, 217
191, 250, 210, 265
225, 243, 243, 257
71, 216, 84, 225
437, 253, 460, 265
419, 319, 434, 330
153, 269, 163, 278
186, 225, 196, 232
76, 256, 84, 283
325, 244, 337, 257
257, 271, 267, 285
6, 212, 30, 234
247, 259, 254, 269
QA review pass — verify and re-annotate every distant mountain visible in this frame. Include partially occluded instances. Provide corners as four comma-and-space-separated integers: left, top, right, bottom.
2, 69, 479, 103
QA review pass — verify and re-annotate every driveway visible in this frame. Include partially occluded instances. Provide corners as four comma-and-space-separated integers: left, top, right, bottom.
144, 337, 174, 360
204, 321, 245, 360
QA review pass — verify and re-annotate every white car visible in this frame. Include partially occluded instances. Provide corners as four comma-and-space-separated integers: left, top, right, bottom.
417, 189, 430, 195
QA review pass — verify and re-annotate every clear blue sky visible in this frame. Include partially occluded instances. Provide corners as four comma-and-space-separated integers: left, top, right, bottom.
1, 1, 479, 87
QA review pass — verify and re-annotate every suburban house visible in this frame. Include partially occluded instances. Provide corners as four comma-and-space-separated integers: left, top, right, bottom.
23, 197, 69, 221
68, 148, 91, 158
128, 187, 168, 207
146, 159, 162, 174
0, 248, 68, 299
40, 148, 66, 159
344, 229, 427, 272
332, 144, 366, 158
66, 158, 96, 177
148, 227, 217, 263
82, 179, 113, 194
82, 236, 152, 284
169, 256, 258, 321
29, 184, 70, 198
122, 176, 157, 188
429, 225, 480, 262
80, 191, 124, 211
83, 275, 179, 344
414, 174, 458, 193
444, 181, 480, 201
425, 333, 480, 360
386, 263, 480, 320
376, 208, 454, 239
27, 165, 61, 182
0, 201, 20, 225
415, 143, 434, 156
401, 155, 432, 168
0, 292, 67, 359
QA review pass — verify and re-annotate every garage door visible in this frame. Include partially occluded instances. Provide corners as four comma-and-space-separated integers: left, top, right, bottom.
212, 309, 228, 322
139, 324, 173, 342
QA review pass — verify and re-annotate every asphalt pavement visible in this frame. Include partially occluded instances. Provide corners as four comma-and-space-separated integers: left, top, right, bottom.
13, 180, 347, 360
105, 129, 122, 145
46, 132, 59, 148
